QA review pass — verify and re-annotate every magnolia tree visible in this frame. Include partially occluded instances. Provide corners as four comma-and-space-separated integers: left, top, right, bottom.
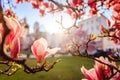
0, 0, 120, 79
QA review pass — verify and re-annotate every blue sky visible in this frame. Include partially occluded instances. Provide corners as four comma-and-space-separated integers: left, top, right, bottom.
10, 1, 74, 34
13, 2, 46, 33
3, 1, 47, 33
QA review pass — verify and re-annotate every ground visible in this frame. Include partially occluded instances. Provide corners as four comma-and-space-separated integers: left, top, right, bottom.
0, 56, 99, 80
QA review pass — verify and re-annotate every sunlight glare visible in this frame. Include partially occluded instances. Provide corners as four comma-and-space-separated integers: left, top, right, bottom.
44, 13, 74, 34
44, 20, 63, 34
62, 14, 75, 28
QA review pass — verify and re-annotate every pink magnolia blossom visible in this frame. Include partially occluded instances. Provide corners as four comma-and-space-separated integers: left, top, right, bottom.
106, 19, 111, 27
81, 56, 117, 80
72, 0, 83, 5
5, 8, 18, 18
39, 9, 45, 16
31, 0, 40, 9
4, 16, 21, 34
66, 9, 73, 15
113, 3, 120, 13
116, 30, 120, 37
31, 38, 60, 63
43, 2, 49, 8
4, 16, 22, 43
4, 16, 22, 59
112, 72, 120, 80
16, 0, 23, 4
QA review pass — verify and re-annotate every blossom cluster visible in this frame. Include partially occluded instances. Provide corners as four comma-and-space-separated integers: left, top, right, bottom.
3, 14, 60, 62
81, 56, 120, 80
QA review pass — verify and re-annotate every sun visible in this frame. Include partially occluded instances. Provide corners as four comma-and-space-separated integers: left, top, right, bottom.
44, 20, 63, 34
44, 14, 74, 34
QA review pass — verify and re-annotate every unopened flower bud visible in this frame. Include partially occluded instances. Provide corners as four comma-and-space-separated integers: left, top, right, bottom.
91, 34, 97, 40
15, 64, 22, 69
55, 59, 61, 63
11, 68, 17, 72
9, 62, 15, 66
101, 25, 107, 33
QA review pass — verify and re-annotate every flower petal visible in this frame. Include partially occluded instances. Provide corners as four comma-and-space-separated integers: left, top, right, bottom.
46, 47, 61, 57
31, 37, 49, 62
81, 66, 97, 80
10, 36, 20, 59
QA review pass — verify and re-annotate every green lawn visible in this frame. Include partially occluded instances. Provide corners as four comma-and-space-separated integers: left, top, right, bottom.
0, 56, 94, 80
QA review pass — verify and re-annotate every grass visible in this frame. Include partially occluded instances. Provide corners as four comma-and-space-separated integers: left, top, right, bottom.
0, 56, 94, 80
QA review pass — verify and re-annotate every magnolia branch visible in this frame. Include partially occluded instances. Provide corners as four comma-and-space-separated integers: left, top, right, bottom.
0, 3, 58, 75
69, 36, 120, 78
49, 0, 112, 31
